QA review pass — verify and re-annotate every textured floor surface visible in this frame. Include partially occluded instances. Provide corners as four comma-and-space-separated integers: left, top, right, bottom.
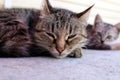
0, 50, 120, 80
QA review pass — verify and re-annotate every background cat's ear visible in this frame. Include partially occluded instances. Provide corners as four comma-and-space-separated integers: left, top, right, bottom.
114, 23, 120, 31
40, 0, 53, 17
93, 14, 103, 32
76, 5, 94, 24
94, 14, 103, 24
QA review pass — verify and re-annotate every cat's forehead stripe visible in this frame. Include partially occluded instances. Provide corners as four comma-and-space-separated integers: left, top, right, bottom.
45, 20, 79, 34
40, 9, 83, 37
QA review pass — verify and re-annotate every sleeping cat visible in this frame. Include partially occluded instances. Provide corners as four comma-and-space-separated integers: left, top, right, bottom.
0, 2, 44, 57
85, 14, 120, 50
32, 0, 94, 58
0, 8, 40, 57
0, 0, 93, 58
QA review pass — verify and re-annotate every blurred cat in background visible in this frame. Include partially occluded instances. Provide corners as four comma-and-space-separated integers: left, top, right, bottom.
106, 23, 120, 50
85, 14, 120, 50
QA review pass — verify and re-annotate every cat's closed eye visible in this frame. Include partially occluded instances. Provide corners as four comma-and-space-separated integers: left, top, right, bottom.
66, 34, 77, 42
106, 35, 112, 39
46, 32, 54, 38
68, 34, 77, 39
46, 32, 56, 42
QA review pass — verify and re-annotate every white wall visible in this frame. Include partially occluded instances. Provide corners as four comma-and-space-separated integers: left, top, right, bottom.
3, 0, 120, 24
0, 0, 4, 8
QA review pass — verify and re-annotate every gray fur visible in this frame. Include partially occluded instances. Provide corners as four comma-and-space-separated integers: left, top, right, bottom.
33, 0, 93, 58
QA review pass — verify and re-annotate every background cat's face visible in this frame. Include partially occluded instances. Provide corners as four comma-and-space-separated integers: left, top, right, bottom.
95, 22, 118, 43
34, 0, 92, 58
89, 14, 119, 45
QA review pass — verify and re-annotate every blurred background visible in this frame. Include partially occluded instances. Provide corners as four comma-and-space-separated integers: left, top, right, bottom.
0, 0, 120, 24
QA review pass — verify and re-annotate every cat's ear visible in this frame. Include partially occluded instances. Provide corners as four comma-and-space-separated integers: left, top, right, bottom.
76, 5, 94, 24
94, 14, 103, 24
40, 0, 53, 18
114, 23, 120, 31
93, 14, 103, 32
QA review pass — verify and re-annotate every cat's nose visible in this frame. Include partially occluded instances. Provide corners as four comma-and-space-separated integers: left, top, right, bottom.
56, 47, 64, 53
56, 39, 65, 54
101, 40, 104, 43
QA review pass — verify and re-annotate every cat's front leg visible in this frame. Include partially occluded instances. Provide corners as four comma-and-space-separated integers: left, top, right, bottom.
68, 48, 83, 58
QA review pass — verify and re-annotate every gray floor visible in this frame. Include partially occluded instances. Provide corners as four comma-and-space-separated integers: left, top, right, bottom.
0, 50, 120, 80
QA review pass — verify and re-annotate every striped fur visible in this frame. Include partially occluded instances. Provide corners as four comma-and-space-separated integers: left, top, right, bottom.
33, 0, 93, 58
0, 0, 93, 58
0, 8, 40, 57
86, 14, 120, 50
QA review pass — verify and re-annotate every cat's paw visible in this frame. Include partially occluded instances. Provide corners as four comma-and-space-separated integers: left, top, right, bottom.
69, 48, 82, 58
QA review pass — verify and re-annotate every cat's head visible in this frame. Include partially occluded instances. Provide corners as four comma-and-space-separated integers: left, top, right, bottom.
89, 14, 119, 45
34, 0, 93, 58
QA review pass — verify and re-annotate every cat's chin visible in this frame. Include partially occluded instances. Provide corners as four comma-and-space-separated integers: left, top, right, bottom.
51, 52, 69, 59
50, 50, 69, 59
53, 55, 67, 59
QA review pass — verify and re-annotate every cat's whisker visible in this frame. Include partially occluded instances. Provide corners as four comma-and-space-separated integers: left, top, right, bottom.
80, 33, 87, 38
78, 41, 87, 44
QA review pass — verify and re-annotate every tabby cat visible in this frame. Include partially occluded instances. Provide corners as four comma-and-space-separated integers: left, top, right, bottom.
0, 8, 41, 57
0, 0, 93, 58
85, 14, 120, 50
32, 0, 94, 58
